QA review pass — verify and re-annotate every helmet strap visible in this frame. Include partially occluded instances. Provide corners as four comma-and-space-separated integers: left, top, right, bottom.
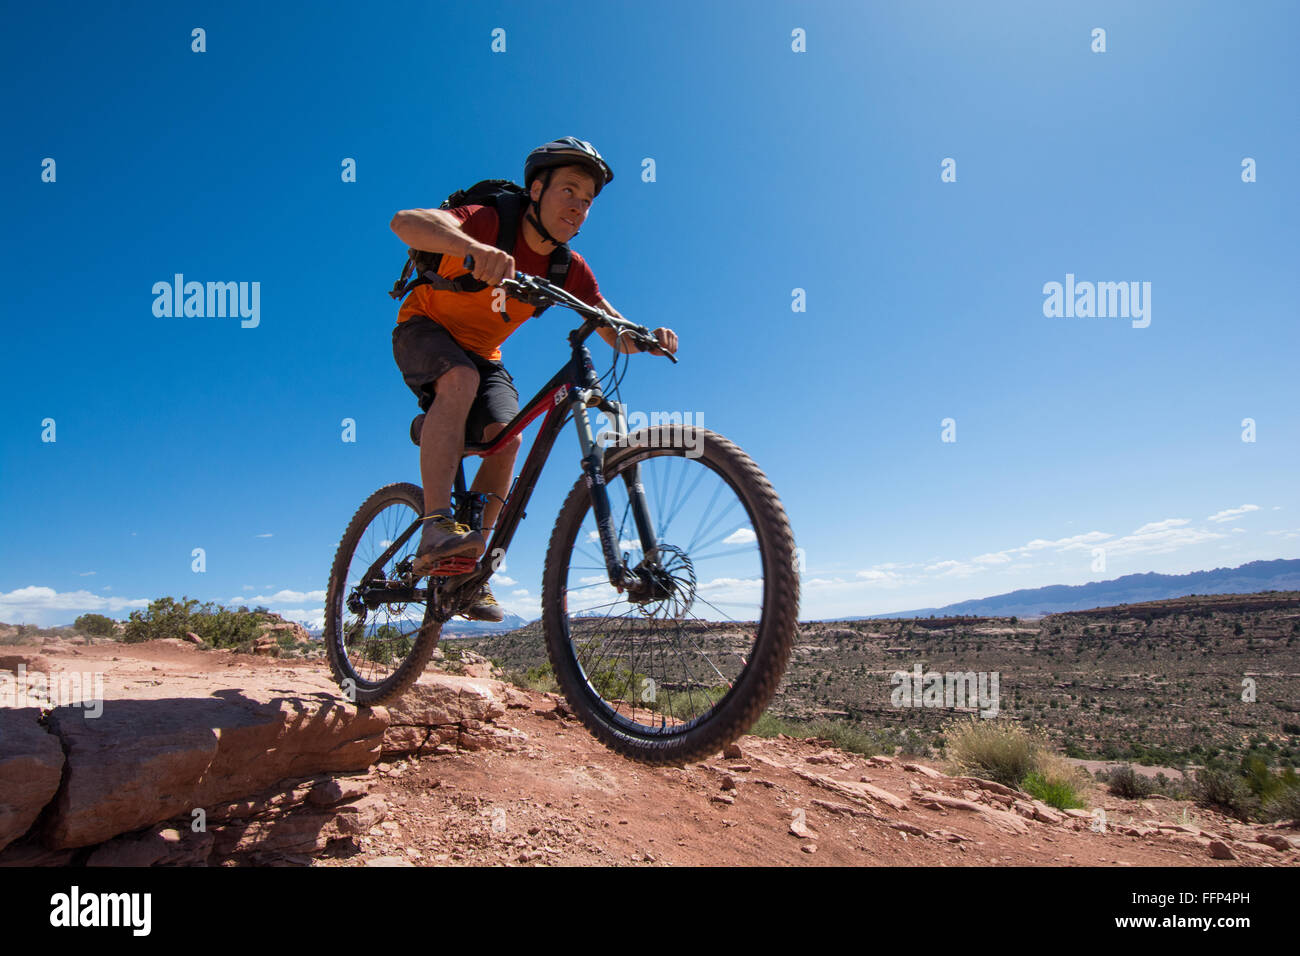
526, 172, 577, 247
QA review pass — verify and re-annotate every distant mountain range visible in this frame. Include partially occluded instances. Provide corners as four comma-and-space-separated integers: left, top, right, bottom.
440, 612, 531, 636
303, 610, 531, 640
838, 558, 1300, 620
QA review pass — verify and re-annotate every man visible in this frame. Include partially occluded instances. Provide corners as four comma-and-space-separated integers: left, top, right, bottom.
389, 137, 678, 621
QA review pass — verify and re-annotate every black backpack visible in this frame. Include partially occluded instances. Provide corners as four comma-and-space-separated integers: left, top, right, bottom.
388, 179, 572, 313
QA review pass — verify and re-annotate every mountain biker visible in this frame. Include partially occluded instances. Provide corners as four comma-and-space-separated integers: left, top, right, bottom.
390, 137, 678, 621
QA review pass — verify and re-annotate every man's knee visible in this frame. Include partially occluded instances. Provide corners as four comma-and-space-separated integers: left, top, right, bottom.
482, 422, 522, 456
435, 364, 479, 401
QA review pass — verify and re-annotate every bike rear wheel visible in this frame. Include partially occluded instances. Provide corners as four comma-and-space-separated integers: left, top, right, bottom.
324, 482, 441, 706
541, 426, 799, 765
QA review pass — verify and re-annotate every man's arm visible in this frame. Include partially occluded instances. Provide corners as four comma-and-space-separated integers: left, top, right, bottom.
594, 297, 678, 356
390, 208, 514, 286
390, 208, 477, 257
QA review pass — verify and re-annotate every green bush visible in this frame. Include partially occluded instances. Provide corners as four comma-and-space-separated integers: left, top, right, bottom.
1106, 764, 1155, 799
1193, 767, 1260, 821
508, 661, 558, 694
1022, 770, 1086, 810
124, 597, 201, 643
73, 613, 117, 637
942, 717, 1045, 788
121, 595, 299, 650
1262, 785, 1300, 823
746, 714, 927, 758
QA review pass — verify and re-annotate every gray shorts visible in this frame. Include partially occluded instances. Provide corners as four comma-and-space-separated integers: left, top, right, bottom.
392, 315, 519, 443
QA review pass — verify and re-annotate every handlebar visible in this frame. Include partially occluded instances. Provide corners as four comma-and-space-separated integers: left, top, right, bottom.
463, 254, 676, 363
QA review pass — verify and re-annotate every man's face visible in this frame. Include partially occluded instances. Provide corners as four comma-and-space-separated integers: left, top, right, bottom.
530, 165, 597, 242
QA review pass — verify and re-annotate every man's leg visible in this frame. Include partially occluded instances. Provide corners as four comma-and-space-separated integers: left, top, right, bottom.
419, 365, 479, 519
461, 422, 520, 621
471, 422, 522, 540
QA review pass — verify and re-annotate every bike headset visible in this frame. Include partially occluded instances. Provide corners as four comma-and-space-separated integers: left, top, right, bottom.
522, 137, 614, 247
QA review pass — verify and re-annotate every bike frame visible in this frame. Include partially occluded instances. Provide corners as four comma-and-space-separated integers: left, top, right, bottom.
357, 319, 661, 620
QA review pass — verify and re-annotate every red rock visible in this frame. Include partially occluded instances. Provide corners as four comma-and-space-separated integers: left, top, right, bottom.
0, 708, 66, 852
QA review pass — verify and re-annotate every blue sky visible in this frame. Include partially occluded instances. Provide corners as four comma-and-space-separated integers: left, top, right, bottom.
2, 0, 1296, 627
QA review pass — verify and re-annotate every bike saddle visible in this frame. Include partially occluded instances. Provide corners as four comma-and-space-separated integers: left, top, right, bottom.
410, 413, 426, 447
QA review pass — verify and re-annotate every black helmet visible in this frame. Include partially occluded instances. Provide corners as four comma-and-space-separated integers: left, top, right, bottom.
524, 137, 614, 197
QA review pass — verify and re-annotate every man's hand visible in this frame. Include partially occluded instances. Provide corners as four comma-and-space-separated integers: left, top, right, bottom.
648, 327, 677, 356
595, 297, 678, 356
466, 241, 515, 286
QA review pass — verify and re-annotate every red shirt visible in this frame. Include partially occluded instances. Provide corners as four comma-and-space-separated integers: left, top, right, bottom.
396, 205, 602, 361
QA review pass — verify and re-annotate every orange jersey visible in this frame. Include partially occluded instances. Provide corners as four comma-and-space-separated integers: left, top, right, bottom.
396, 205, 602, 360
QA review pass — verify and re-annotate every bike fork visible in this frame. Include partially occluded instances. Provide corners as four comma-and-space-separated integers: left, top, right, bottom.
571, 399, 659, 588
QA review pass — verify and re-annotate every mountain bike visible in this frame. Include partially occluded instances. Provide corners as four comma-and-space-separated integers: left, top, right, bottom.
323, 256, 799, 765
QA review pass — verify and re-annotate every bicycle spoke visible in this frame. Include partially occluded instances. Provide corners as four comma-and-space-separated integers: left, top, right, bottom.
557, 441, 784, 735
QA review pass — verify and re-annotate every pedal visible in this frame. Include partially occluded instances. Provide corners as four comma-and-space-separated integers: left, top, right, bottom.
429, 555, 478, 576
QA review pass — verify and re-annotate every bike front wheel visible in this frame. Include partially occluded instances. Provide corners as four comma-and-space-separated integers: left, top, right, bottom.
542, 425, 799, 765
324, 481, 441, 706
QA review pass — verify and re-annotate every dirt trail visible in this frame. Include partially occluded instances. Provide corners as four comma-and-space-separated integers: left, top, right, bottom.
8, 636, 1298, 867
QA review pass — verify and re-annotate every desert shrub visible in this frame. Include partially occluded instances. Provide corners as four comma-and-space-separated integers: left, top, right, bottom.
190, 606, 273, 649
1193, 767, 1260, 821
1024, 753, 1090, 808
942, 717, 1045, 788
121, 595, 298, 650
1106, 764, 1155, 799
1262, 785, 1300, 823
506, 661, 559, 694
747, 714, 923, 757
72, 613, 117, 637
123, 597, 201, 643
1022, 771, 1085, 809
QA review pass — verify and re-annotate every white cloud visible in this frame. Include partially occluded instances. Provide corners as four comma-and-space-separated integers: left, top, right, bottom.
1131, 519, 1190, 535
925, 561, 985, 578
492, 575, 517, 587
1206, 505, 1259, 523
1103, 523, 1226, 556
255, 533, 273, 538
229, 589, 328, 605
79, 571, 96, 577
0, 587, 151, 626
723, 528, 757, 545
698, 576, 762, 591
855, 569, 905, 586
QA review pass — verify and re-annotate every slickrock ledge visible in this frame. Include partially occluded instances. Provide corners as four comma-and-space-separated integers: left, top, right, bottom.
0, 639, 530, 859
0, 707, 66, 852
43, 694, 386, 848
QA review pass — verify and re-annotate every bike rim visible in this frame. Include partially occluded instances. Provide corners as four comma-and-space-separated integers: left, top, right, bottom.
557, 447, 770, 738
335, 497, 428, 688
